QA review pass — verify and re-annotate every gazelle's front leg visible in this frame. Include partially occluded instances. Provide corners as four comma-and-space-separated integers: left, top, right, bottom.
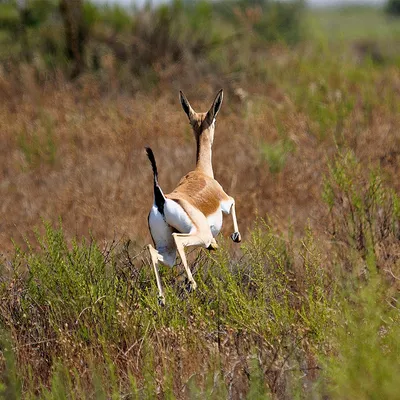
222, 197, 241, 243
146, 244, 166, 306
229, 200, 241, 243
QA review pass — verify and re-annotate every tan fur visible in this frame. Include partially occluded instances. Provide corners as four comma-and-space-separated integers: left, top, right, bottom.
166, 171, 230, 217
181, 90, 222, 178
189, 112, 209, 135
167, 90, 227, 224
185, 112, 215, 178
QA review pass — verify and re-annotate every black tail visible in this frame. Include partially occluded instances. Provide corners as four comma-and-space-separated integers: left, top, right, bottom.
145, 147, 166, 214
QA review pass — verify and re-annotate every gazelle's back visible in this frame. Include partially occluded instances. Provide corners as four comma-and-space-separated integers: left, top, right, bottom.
167, 171, 229, 217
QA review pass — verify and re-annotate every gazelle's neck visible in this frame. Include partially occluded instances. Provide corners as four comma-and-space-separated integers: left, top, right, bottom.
196, 134, 214, 178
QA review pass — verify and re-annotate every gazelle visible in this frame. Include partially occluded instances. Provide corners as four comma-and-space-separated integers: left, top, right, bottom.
146, 89, 241, 305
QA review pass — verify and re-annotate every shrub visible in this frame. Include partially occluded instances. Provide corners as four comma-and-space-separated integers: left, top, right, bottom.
323, 149, 400, 282
130, 0, 221, 74
322, 274, 400, 400
260, 137, 295, 173
385, 0, 400, 16
214, 0, 306, 44
0, 220, 334, 398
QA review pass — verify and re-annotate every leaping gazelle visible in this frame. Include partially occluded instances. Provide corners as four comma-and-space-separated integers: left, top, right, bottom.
146, 89, 241, 305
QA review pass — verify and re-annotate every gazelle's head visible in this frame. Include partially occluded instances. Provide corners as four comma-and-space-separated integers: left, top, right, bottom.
179, 89, 223, 146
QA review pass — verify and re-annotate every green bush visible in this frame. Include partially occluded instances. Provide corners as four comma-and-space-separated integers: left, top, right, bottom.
385, 0, 400, 16
323, 149, 400, 272
0, 219, 335, 398
130, 0, 222, 75
260, 137, 295, 173
323, 275, 400, 400
17, 112, 57, 169
0, 0, 306, 80
0, 0, 57, 30
214, 0, 306, 44
0, 3, 19, 31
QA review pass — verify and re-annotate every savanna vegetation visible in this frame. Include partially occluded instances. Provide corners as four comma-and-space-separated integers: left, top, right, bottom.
0, 0, 400, 398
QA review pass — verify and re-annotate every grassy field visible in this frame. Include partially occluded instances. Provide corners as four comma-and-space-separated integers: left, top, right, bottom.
0, 1, 400, 398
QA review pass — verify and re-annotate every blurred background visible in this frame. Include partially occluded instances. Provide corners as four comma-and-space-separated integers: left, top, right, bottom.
0, 0, 399, 252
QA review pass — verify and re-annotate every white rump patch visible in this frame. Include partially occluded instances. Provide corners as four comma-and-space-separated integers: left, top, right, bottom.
148, 206, 176, 267
164, 199, 194, 234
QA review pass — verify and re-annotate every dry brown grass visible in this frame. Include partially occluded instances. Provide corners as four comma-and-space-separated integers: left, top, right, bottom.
0, 60, 400, 258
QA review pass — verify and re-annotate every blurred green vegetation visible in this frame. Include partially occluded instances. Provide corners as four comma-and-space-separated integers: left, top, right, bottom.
307, 4, 400, 42
0, 0, 307, 79
0, 0, 399, 87
386, 0, 400, 15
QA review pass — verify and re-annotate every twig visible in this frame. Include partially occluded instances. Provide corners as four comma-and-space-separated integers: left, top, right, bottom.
384, 268, 400, 281
13, 338, 58, 350
136, 321, 151, 370
75, 296, 106, 325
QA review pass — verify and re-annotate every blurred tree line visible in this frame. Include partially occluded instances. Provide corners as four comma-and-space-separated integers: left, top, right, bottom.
0, 0, 398, 84
386, 0, 400, 15
0, 0, 306, 81
0, 0, 88, 76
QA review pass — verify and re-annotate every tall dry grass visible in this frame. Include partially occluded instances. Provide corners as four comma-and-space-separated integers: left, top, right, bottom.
1, 51, 399, 256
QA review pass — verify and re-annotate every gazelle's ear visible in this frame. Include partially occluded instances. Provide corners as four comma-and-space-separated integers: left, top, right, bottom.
207, 89, 223, 120
179, 91, 195, 120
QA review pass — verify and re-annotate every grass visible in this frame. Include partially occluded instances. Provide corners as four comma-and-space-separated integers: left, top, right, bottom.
324, 277, 400, 400
1, 218, 336, 398
0, 2, 400, 399
0, 165, 398, 398
17, 111, 57, 169
260, 136, 295, 173
306, 5, 400, 42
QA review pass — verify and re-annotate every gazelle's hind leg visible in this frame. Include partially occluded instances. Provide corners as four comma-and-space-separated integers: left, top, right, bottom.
146, 244, 168, 306
172, 232, 216, 292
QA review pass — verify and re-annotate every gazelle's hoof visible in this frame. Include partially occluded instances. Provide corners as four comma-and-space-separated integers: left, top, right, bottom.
186, 280, 197, 293
207, 240, 219, 251
158, 295, 166, 307
231, 232, 242, 243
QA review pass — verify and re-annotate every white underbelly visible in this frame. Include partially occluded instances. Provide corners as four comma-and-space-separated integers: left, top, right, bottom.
207, 209, 223, 237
